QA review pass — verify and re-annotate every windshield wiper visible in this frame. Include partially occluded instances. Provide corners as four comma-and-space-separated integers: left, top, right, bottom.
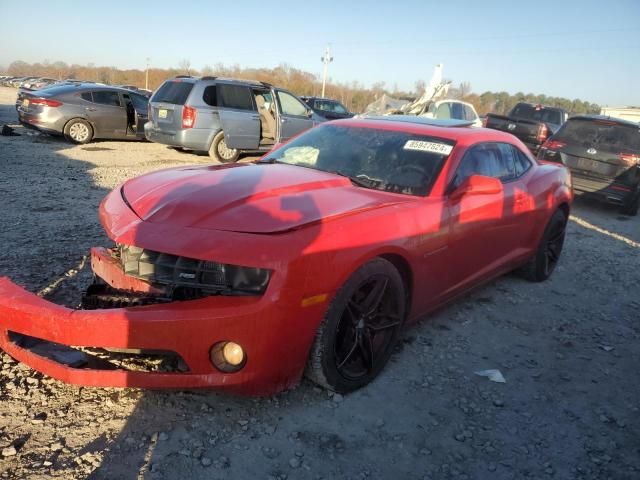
329, 170, 382, 189
256, 157, 284, 164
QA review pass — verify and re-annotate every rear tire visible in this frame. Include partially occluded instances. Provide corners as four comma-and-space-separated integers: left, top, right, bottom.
63, 118, 93, 144
306, 258, 406, 393
620, 188, 639, 216
519, 208, 568, 282
208, 131, 239, 163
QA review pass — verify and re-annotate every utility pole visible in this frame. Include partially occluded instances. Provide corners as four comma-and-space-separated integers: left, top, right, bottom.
320, 45, 333, 98
145, 57, 150, 90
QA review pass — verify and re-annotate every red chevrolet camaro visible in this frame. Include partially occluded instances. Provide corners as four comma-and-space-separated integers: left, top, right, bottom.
0, 117, 572, 395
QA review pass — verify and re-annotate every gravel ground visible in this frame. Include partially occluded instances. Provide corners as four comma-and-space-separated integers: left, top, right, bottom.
0, 85, 638, 480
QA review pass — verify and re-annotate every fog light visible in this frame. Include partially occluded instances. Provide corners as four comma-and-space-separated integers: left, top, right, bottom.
210, 341, 246, 373
223, 342, 244, 366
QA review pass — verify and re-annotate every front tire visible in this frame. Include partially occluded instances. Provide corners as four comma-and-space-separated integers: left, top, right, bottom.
64, 118, 93, 144
519, 208, 568, 282
306, 258, 406, 393
208, 131, 239, 163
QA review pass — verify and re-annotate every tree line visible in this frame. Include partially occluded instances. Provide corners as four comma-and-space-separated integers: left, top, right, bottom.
460, 88, 600, 116
3, 60, 599, 115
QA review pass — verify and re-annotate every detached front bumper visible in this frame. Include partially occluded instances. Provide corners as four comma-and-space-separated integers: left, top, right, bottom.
0, 272, 325, 396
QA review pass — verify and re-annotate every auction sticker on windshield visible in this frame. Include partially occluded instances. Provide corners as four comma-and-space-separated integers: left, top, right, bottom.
403, 140, 453, 155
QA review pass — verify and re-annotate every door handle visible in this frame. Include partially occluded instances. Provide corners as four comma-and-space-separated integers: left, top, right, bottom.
85, 107, 97, 112
251, 115, 260, 120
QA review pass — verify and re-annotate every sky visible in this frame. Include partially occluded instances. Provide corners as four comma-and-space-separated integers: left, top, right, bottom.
0, 0, 638, 106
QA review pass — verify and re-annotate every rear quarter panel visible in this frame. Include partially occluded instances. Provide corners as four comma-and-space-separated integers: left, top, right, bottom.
526, 162, 572, 246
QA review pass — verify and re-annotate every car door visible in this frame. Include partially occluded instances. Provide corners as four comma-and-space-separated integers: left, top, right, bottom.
275, 89, 314, 142
124, 92, 149, 137
443, 142, 528, 294
86, 90, 128, 138
217, 83, 260, 149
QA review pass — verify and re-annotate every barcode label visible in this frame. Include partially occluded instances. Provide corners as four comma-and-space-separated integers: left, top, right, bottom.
403, 140, 453, 155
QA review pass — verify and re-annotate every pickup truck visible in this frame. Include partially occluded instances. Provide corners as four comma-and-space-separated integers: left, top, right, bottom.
484, 102, 568, 153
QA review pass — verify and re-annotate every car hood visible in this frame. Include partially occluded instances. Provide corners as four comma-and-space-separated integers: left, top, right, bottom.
121, 163, 408, 234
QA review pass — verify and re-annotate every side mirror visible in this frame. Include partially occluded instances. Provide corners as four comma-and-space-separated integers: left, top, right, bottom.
450, 175, 503, 201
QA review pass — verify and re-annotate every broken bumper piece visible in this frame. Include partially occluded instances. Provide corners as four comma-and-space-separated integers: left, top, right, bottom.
0, 275, 321, 395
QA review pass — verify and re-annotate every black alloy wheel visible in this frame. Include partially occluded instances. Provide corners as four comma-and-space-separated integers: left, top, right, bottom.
520, 208, 568, 282
334, 275, 402, 379
306, 258, 406, 393
542, 213, 566, 277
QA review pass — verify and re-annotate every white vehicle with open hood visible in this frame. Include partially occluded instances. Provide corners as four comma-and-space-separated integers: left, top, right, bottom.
420, 99, 482, 127
362, 64, 481, 127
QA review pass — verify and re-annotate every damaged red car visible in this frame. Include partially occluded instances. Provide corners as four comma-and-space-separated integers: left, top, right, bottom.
0, 117, 572, 395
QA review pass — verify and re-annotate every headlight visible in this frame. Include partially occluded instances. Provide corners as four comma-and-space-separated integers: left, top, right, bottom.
225, 265, 271, 293
118, 244, 271, 295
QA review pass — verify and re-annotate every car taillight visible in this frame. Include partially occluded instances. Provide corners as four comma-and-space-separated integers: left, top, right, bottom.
182, 105, 196, 129
542, 139, 566, 151
536, 123, 549, 143
619, 152, 640, 164
30, 97, 62, 107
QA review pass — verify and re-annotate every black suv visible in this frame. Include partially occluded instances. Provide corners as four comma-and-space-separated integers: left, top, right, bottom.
301, 97, 354, 121
538, 115, 640, 215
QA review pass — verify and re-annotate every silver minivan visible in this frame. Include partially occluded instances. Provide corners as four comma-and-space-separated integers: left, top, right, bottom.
145, 76, 326, 162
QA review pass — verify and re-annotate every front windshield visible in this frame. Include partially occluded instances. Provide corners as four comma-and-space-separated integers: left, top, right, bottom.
316, 100, 348, 114
511, 104, 562, 125
261, 124, 454, 196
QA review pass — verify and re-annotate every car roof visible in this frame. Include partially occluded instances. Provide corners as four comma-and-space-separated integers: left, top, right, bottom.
306, 97, 340, 101
363, 115, 475, 128
330, 117, 521, 144
40, 83, 144, 96
432, 99, 475, 108
169, 76, 272, 87
515, 102, 566, 112
567, 114, 640, 128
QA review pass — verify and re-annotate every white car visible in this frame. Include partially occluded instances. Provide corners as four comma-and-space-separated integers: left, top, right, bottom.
421, 99, 482, 127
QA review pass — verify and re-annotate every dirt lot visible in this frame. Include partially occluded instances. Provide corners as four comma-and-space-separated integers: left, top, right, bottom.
0, 85, 638, 480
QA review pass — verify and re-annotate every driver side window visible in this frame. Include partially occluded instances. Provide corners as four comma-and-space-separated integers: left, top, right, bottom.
92, 90, 121, 107
452, 143, 515, 189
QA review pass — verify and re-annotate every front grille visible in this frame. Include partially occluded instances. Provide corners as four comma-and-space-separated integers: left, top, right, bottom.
119, 245, 229, 292
8, 331, 189, 373
117, 245, 269, 295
